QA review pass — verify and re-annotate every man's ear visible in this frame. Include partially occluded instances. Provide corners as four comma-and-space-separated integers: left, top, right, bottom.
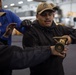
53, 13, 55, 17
36, 15, 38, 20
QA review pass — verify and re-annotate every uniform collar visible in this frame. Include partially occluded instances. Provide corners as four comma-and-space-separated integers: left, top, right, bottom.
33, 20, 56, 30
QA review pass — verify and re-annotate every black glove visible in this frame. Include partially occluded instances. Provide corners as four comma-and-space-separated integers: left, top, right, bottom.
20, 19, 32, 28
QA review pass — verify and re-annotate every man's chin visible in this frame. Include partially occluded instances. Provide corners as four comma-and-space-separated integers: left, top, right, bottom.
44, 24, 51, 27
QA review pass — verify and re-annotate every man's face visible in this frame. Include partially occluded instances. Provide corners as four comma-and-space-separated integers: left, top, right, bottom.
36, 10, 54, 27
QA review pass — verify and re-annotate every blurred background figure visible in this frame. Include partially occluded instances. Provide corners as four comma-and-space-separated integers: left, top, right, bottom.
50, 3, 64, 26
0, 0, 32, 75
0, 0, 22, 45
50, 3, 63, 23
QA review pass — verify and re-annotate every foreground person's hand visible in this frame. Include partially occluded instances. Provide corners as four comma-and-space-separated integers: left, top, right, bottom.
50, 45, 68, 58
62, 35, 72, 45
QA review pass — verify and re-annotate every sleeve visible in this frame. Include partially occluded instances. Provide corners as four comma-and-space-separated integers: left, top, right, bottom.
22, 30, 39, 48
10, 46, 51, 69
9, 11, 26, 33
0, 45, 51, 69
58, 25, 76, 44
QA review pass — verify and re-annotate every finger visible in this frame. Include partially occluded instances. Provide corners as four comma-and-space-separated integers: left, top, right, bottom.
59, 53, 66, 58
61, 47, 68, 54
66, 41, 70, 45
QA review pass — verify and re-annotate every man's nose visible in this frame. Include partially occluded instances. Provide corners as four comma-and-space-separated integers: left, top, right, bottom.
45, 14, 50, 18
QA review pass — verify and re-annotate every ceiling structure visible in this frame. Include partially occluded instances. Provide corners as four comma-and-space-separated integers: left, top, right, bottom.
2, 0, 75, 9
1, 0, 60, 15
2, 0, 60, 9
2, 0, 76, 18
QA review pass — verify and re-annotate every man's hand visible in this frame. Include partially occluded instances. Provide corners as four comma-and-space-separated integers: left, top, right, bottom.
3, 23, 16, 38
21, 19, 32, 28
62, 35, 72, 45
50, 46, 68, 58
6, 23, 16, 30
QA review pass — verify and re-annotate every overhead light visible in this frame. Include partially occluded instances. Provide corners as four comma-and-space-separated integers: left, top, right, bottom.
33, 0, 46, 2
18, 1, 23, 4
4, 5, 8, 8
27, 0, 33, 2
10, 3, 15, 6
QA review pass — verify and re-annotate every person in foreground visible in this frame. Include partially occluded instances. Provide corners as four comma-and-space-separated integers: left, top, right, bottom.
0, 0, 32, 74
0, 0, 30, 45
22, 2, 76, 75
0, 41, 67, 69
